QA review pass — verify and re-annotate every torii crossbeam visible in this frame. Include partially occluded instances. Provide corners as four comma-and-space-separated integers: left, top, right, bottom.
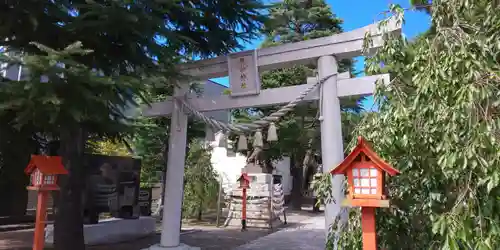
142, 18, 401, 250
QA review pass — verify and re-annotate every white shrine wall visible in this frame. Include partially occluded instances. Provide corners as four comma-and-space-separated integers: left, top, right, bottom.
199, 80, 292, 196
207, 132, 292, 196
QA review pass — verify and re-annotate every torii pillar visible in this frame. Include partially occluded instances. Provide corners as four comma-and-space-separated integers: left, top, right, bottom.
144, 86, 196, 250
318, 55, 346, 234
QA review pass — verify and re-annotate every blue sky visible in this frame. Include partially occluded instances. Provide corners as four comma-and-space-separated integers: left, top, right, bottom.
211, 0, 431, 110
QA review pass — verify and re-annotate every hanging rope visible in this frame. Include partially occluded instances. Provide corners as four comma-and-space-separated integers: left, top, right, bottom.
176, 73, 337, 135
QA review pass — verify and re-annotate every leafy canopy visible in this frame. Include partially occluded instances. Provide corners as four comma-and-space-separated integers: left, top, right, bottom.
0, 42, 139, 136
182, 139, 219, 219
0, 1, 268, 249
0, 0, 267, 62
318, 1, 500, 249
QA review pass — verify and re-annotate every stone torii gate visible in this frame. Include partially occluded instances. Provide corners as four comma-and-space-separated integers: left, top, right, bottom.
143, 19, 401, 250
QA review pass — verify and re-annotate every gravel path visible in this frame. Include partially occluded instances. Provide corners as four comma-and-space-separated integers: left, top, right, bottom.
0, 210, 323, 250
234, 215, 326, 250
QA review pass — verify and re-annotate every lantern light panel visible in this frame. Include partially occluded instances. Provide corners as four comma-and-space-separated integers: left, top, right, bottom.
30, 169, 57, 186
44, 175, 55, 185
31, 169, 42, 186
352, 167, 378, 195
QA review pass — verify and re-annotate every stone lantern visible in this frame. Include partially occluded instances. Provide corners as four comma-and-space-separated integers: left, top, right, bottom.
237, 173, 251, 231
24, 155, 67, 250
237, 173, 251, 189
25, 155, 67, 191
331, 137, 400, 250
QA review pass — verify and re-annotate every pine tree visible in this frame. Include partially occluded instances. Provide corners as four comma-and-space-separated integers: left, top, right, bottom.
0, 42, 146, 249
262, 0, 343, 45
0, 1, 267, 249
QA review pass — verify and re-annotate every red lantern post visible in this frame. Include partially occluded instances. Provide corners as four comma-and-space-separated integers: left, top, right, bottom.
331, 137, 400, 250
237, 173, 251, 231
24, 155, 68, 250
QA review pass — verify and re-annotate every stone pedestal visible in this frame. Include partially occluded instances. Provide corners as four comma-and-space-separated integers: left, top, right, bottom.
226, 173, 283, 229
45, 216, 156, 246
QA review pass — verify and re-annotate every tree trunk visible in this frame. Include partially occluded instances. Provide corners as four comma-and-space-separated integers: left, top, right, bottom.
54, 127, 86, 250
48, 140, 61, 217
0, 130, 35, 217
0, 154, 30, 217
197, 199, 203, 221
290, 155, 303, 210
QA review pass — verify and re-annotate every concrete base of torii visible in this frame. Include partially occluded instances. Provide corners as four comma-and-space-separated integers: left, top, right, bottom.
142, 243, 200, 250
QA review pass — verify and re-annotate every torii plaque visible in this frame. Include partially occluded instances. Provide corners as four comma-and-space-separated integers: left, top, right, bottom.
228, 50, 260, 97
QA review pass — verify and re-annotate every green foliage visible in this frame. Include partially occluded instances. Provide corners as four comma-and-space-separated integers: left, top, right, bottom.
182, 139, 220, 219
0, 42, 144, 249
312, 171, 333, 205
317, 1, 500, 249
0, 42, 137, 134
0, 1, 267, 65
87, 138, 133, 157
262, 0, 342, 45
0, 123, 38, 216
132, 116, 207, 188
133, 117, 169, 187
410, 0, 433, 14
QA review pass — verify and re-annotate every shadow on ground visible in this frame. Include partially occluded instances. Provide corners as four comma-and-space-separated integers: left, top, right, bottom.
0, 209, 323, 250
234, 229, 325, 250
1, 226, 280, 250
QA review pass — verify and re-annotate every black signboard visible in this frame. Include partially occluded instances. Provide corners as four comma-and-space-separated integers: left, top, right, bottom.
273, 174, 283, 184
82, 154, 142, 224
138, 188, 152, 216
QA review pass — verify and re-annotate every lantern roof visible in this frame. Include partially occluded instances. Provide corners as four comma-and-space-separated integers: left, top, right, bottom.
331, 136, 400, 176
24, 155, 68, 175
238, 172, 251, 182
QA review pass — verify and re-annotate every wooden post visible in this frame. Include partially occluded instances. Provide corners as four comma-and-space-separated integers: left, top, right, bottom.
24, 155, 67, 250
33, 191, 48, 250
268, 187, 273, 230
361, 207, 377, 250
241, 188, 247, 231
215, 176, 223, 227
